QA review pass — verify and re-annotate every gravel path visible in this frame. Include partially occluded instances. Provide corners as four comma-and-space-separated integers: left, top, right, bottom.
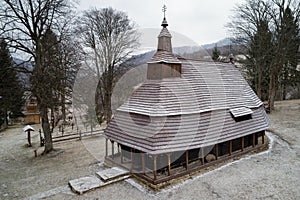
0, 99, 299, 200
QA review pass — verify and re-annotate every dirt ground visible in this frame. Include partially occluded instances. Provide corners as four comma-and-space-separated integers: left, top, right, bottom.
0, 99, 299, 200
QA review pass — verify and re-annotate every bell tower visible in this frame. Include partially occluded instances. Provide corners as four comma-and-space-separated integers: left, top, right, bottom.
147, 5, 182, 80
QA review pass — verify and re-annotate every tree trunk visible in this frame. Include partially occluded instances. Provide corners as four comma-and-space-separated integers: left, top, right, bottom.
104, 76, 112, 123
298, 84, 300, 99
101, 68, 113, 123
61, 93, 66, 122
282, 83, 286, 100
50, 107, 54, 133
105, 92, 112, 123
41, 106, 53, 153
3, 109, 8, 129
268, 72, 276, 112
34, 40, 53, 154
27, 130, 32, 147
257, 70, 262, 99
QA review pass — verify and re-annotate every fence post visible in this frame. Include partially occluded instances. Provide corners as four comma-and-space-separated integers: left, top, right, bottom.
39, 129, 42, 146
79, 130, 82, 140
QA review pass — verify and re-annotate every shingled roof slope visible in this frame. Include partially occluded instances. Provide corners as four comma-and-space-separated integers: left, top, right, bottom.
105, 105, 269, 154
149, 50, 181, 64
118, 60, 262, 116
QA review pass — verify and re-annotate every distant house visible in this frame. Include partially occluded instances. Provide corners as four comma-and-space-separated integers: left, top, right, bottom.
23, 94, 40, 124
104, 15, 270, 185
12, 58, 41, 125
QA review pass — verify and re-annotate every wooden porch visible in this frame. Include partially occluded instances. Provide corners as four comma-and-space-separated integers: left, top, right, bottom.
104, 131, 267, 186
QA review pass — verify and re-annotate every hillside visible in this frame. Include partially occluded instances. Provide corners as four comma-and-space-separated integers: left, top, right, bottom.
122, 38, 244, 66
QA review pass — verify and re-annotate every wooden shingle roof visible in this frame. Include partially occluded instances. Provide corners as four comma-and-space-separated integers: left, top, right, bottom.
104, 16, 269, 154
149, 51, 181, 64
104, 59, 270, 154
118, 60, 262, 116
105, 106, 269, 154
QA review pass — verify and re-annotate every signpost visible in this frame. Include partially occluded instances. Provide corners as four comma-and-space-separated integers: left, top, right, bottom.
23, 125, 35, 147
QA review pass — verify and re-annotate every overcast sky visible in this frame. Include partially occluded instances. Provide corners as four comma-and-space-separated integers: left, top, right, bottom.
78, 0, 242, 45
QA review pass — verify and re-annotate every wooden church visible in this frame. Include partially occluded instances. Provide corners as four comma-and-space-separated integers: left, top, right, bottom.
104, 11, 270, 185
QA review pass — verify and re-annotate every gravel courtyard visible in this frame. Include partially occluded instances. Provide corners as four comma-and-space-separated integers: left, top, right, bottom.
0, 99, 299, 200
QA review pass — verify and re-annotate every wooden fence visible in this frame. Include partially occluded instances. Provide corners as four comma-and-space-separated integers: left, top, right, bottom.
52, 129, 103, 143
38, 129, 103, 145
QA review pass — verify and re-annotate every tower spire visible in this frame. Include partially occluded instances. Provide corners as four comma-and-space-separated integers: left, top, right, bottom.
161, 4, 168, 27
156, 4, 172, 52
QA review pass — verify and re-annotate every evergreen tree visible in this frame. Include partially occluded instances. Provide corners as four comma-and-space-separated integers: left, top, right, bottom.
39, 28, 62, 130
228, 0, 300, 112
39, 28, 62, 109
38, 28, 80, 131
0, 39, 24, 128
247, 19, 273, 100
212, 45, 220, 61
268, 4, 300, 110
277, 7, 300, 100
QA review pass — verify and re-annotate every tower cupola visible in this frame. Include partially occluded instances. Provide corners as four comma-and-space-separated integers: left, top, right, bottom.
147, 5, 182, 80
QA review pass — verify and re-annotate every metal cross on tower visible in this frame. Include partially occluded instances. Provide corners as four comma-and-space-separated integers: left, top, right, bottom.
162, 5, 167, 18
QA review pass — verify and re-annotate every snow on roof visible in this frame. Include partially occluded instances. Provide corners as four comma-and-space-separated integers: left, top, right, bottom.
23, 125, 34, 132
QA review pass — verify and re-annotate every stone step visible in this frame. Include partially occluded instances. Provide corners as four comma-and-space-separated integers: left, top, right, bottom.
96, 167, 129, 182
69, 176, 104, 195
69, 167, 130, 194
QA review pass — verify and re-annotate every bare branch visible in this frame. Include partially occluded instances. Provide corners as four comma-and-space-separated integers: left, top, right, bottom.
75, 7, 140, 123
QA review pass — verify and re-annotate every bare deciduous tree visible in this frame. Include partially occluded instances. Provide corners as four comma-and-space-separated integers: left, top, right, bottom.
0, 0, 75, 153
76, 7, 140, 123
